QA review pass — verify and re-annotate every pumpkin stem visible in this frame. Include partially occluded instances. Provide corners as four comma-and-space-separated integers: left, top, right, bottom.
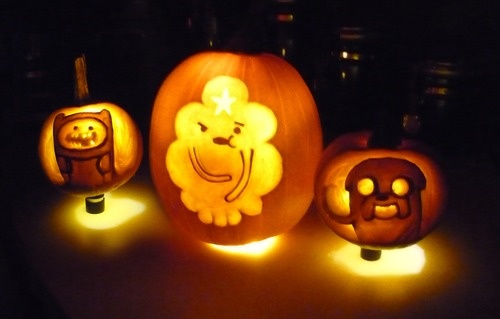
85, 194, 105, 214
367, 110, 402, 149
360, 248, 382, 261
74, 54, 91, 105
223, 3, 269, 53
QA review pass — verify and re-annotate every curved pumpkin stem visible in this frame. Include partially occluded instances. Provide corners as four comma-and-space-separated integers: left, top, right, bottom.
74, 54, 90, 105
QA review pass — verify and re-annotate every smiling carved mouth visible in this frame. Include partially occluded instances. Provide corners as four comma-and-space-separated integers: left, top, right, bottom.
65, 131, 98, 148
373, 204, 399, 219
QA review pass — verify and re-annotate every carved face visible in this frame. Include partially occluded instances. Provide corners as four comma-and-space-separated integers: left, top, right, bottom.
39, 103, 143, 196
314, 131, 447, 249
345, 158, 426, 246
56, 116, 108, 150
166, 75, 283, 227
51, 110, 114, 189
150, 51, 324, 245
55, 111, 111, 152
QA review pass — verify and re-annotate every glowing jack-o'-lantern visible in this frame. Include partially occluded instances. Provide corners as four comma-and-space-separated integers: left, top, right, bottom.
150, 51, 323, 245
314, 131, 447, 258
39, 56, 142, 211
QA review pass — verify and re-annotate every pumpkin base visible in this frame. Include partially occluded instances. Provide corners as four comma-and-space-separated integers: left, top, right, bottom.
85, 194, 105, 214
360, 248, 382, 261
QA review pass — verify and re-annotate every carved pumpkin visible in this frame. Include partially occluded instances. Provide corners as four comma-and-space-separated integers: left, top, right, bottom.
314, 131, 447, 252
150, 51, 323, 245
39, 56, 142, 200
39, 102, 143, 197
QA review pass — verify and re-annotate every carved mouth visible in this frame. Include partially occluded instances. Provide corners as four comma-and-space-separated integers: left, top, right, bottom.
373, 204, 399, 219
213, 136, 235, 148
65, 131, 98, 148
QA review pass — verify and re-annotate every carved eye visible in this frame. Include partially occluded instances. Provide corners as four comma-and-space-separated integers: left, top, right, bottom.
73, 126, 78, 130
357, 178, 374, 196
198, 122, 208, 132
88, 126, 94, 130
233, 126, 241, 134
392, 177, 410, 196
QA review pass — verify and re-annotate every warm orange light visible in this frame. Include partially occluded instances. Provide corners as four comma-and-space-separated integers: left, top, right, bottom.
47, 180, 169, 255
331, 243, 426, 277
166, 75, 282, 227
207, 236, 280, 257
150, 51, 323, 245
39, 103, 143, 196
73, 193, 145, 230
315, 131, 447, 249
38, 56, 142, 198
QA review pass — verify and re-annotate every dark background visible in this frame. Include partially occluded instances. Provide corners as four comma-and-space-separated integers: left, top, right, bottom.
3, 0, 500, 142
1, 1, 500, 318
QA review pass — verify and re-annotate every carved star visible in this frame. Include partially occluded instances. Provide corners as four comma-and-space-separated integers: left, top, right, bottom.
212, 88, 236, 115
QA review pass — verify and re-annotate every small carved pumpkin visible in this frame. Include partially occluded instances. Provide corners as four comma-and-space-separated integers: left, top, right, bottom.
39, 102, 143, 197
314, 131, 447, 250
150, 51, 323, 245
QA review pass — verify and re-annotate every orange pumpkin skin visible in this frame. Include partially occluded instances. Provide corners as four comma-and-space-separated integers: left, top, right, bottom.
314, 131, 447, 249
150, 51, 323, 245
39, 102, 143, 196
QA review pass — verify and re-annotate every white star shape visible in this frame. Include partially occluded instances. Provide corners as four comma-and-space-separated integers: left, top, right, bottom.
212, 88, 236, 115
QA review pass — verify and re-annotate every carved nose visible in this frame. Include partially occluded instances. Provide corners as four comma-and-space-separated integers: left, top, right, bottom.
376, 193, 389, 201
213, 137, 229, 145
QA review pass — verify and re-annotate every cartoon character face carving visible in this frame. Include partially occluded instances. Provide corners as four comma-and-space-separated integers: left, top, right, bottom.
341, 158, 426, 246
56, 117, 107, 150
53, 109, 114, 188
166, 75, 283, 227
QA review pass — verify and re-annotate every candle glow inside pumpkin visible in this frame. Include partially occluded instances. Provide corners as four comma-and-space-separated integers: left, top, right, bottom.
166, 76, 283, 227
39, 103, 142, 197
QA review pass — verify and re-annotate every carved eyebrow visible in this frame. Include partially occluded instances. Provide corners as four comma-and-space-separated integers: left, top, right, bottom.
197, 122, 208, 131
234, 121, 244, 127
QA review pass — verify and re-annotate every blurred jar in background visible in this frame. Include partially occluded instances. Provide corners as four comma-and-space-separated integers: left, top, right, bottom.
311, 26, 380, 143
410, 60, 464, 154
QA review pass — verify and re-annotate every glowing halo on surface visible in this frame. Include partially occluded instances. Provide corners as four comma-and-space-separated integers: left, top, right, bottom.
207, 236, 280, 257
331, 243, 426, 277
73, 193, 146, 230
44, 182, 168, 255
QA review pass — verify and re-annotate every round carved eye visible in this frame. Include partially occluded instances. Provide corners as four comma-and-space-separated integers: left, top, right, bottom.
73, 126, 78, 130
357, 178, 374, 196
88, 126, 94, 130
392, 177, 410, 196
233, 126, 241, 134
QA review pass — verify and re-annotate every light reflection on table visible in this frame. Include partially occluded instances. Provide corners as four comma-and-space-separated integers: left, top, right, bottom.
331, 243, 426, 277
207, 236, 281, 257
13, 173, 479, 319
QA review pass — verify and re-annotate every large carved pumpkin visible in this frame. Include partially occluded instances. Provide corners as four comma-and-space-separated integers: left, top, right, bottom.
150, 51, 323, 245
314, 131, 447, 252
